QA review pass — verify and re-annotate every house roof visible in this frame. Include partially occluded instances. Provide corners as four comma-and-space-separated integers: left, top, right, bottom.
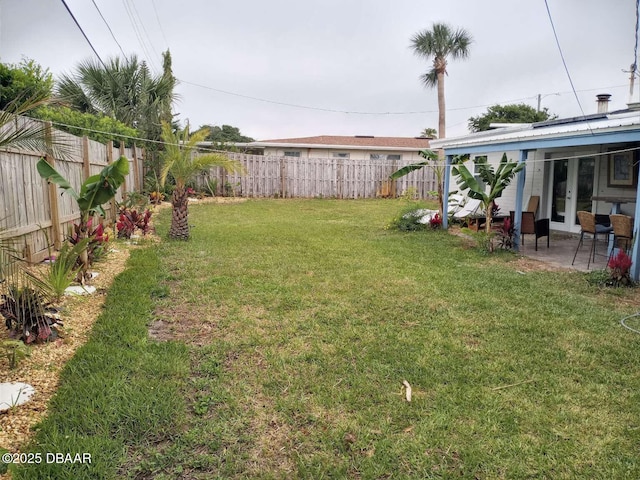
248, 135, 431, 151
430, 109, 640, 154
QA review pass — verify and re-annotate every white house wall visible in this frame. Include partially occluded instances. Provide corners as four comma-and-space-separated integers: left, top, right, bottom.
263, 147, 424, 161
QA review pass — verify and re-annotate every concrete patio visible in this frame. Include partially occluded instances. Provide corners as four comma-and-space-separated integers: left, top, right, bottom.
517, 231, 611, 272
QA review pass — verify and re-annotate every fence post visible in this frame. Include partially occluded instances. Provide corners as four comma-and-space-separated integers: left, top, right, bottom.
280, 157, 286, 198
391, 159, 398, 198
132, 144, 141, 192
82, 136, 91, 180
119, 142, 128, 194
44, 122, 62, 250
106, 141, 117, 223
337, 159, 344, 199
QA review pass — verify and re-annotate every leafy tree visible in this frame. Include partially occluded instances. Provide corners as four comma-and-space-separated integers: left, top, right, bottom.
411, 23, 472, 139
468, 104, 556, 132
0, 59, 53, 110
452, 153, 524, 248
420, 127, 437, 139
159, 122, 244, 240
192, 124, 255, 144
32, 106, 138, 147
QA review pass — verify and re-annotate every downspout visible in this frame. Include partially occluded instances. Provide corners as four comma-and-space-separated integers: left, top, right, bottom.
442, 154, 452, 229
513, 150, 528, 251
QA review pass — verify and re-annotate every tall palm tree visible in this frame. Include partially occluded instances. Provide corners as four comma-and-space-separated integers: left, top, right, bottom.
159, 122, 244, 240
411, 23, 472, 139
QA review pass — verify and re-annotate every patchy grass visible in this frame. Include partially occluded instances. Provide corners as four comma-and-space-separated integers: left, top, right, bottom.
9, 247, 189, 480
12, 198, 640, 479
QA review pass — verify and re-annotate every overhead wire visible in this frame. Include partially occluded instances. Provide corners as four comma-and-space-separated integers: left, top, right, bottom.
150, 0, 169, 48
44, 118, 640, 166
90, 0, 126, 57
62, 0, 630, 118
58, 0, 109, 71
122, 0, 158, 72
543, 0, 591, 129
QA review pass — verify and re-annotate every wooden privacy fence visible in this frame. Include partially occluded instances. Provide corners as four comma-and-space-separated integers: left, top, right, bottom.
197, 154, 438, 199
0, 121, 144, 263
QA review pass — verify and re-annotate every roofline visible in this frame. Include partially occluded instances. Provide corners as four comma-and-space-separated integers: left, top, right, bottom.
246, 142, 427, 152
431, 111, 640, 153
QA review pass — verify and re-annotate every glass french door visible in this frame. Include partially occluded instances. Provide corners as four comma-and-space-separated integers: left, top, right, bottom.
549, 157, 595, 233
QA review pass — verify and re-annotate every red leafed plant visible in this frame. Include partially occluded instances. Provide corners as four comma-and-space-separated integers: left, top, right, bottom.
117, 208, 153, 239
607, 249, 634, 286
69, 218, 109, 268
429, 213, 442, 229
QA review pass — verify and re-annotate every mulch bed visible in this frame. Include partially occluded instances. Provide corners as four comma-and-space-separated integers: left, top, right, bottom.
0, 246, 132, 456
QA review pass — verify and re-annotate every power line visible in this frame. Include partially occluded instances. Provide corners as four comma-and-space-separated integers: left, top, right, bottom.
122, 0, 158, 73
544, 0, 590, 124
59, 0, 109, 71
91, 0, 126, 57
179, 78, 630, 116
150, 0, 169, 48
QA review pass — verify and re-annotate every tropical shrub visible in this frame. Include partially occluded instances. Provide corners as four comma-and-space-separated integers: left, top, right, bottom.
607, 250, 634, 287
43, 240, 88, 302
116, 208, 152, 239
497, 216, 515, 250
37, 155, 128, 281
387, 204, 432, 232
1, 285, 61, 343
32, 105, 138, 147
69, 218, 109, 267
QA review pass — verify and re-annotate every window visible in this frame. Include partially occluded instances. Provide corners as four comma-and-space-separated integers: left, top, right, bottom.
370, 154, 402, 161
284, 151, 300, 157
332, 152, 350, 159
473, 156, 487, 186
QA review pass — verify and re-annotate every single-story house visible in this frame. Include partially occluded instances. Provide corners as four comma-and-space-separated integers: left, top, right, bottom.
240, 135, 431, 161
430, 96, 640, 280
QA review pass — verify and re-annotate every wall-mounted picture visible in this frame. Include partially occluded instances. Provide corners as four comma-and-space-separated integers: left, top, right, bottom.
608, 150, 637, 187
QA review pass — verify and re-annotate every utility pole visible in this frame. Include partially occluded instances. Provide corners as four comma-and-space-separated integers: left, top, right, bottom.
628, 63, 637, 104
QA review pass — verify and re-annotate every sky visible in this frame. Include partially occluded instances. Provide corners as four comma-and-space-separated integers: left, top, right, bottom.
0, 0, 638, 141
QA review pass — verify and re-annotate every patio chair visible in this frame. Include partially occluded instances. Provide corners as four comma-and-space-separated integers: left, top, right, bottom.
510, 210, 550, 251
447, 193, 466, 217
452, 198, 482, 222
572, 211, 613, 269
608, 214, 634, 260
526, 195, 539, 216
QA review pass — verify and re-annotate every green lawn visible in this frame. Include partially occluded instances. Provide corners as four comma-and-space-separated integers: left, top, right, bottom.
13, 198, 640, 479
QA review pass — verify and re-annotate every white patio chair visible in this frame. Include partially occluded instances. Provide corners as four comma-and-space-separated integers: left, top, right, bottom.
453, 198, 482, 221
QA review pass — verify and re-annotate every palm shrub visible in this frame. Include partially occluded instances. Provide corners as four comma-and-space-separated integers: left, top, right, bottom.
159, 122, 244, 240
43, 239, 88, 302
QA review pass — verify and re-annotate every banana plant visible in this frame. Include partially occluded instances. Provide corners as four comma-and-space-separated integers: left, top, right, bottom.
37, 155, 129, 281
389, 149, 446, 216
452, 153, 524, 237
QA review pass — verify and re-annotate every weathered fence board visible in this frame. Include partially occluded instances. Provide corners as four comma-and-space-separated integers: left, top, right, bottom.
0, 120, 143, 263
195, 153, 436, 200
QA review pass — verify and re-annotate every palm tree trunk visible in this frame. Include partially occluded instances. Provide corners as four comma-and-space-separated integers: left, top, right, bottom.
169, 185, 190, 240
436, 68, 446, 139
